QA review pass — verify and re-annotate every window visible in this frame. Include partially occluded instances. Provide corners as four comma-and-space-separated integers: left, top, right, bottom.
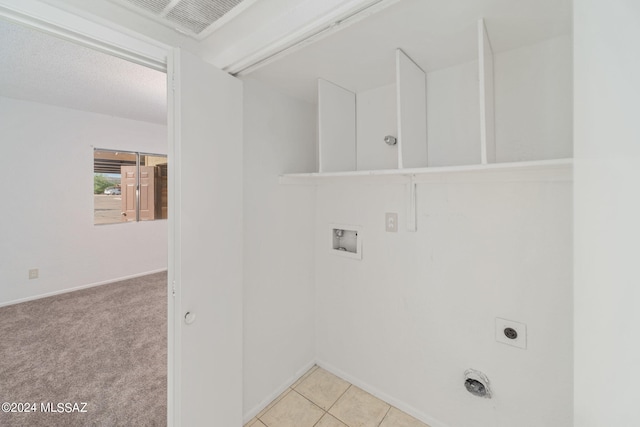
94, 149, 167, 225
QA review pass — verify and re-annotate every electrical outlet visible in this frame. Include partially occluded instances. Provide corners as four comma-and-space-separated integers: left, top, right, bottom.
495, 318, 527, 349
385, 213, 398, 232
28, 269, 39, 280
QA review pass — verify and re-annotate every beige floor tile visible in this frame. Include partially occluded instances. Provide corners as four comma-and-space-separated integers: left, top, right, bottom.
329, 386, 390, 427
291, 365, 320, 389
294, 367, 351, 410
257, 388, 292, 419
260, 390, 324, 427
315, 413, 349, 427
244, 417, 258, 427
379, 407, 430, 427
253, 421, 268, 427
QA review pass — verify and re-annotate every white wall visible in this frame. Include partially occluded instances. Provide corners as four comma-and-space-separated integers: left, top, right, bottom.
0, 96, 167, 306
494, 35, 573, 163
574, 1, 640, 425
242, 78, 317, 420
241, 28, 573, 427
315, 171, 572, 427
356, 83, 398, 171
427, 60, 480, 166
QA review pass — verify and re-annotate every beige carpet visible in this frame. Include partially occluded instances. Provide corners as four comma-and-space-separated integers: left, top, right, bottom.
0, 272, 167, 427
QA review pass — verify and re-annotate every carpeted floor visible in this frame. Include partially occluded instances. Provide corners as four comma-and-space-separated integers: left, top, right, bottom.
0, 272, 167, 427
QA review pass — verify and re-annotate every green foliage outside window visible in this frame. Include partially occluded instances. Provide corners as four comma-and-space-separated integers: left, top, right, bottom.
94, 174, 116, 194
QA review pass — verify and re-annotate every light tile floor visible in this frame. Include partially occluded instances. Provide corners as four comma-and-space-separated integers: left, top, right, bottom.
245, 366, 430, 427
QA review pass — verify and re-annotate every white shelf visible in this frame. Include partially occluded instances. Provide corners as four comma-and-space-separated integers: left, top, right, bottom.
279, 158, 573, 185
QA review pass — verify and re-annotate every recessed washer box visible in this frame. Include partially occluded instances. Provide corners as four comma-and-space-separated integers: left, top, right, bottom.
331, 224, 362, 260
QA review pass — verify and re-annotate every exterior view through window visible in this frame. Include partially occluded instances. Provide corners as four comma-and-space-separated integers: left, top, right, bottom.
94, 149, 168, 225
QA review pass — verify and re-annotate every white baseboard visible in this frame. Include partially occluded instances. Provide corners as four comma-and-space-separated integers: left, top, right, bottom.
243, 358, 317, 424
0, 269, 168, 308
316, 359, 451, 427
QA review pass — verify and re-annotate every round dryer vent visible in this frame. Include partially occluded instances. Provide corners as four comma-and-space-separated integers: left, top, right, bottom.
463, 369, 492, 398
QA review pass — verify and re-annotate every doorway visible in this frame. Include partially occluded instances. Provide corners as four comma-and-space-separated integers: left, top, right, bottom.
0, 15, 170, 426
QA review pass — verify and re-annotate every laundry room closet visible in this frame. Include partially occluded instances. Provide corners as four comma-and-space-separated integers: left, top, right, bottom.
242, 0, 573, 426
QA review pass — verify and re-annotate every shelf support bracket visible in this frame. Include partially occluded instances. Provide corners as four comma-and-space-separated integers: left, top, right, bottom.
406, 174, 417, 232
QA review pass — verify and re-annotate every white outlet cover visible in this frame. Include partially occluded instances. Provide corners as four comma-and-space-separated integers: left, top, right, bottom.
495, 317, 527, 349
385, 212, 398, 232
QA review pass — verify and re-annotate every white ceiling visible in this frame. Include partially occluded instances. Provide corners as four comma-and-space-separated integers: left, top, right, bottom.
246, 0, 572, 103
0, 0, 571, 120
0, 17, 167, 124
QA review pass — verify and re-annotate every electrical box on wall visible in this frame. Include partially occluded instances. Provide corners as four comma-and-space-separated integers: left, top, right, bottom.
495, 317, 527, 349
331, 224, 362, 260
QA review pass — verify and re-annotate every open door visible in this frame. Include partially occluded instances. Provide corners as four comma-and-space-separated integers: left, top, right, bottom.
168, 48, 243, 426
121, 166, 137, 221
120, 165, 158, 221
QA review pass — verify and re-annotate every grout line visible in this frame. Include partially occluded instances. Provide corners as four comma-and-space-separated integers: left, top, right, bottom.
256, 388, 292, 420
312, 412, 327, 427
332, 414, 351, 427
286, 389, 329, 427
257, 368, 424, 427
377, 406, 392, 427
327, 385, 353, 427
327, 384, 352, 413
292, 388, 326, 413
295, 367, 353, 427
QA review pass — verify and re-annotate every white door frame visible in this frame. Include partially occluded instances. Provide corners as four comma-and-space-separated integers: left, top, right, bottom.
0, 1, 178, 424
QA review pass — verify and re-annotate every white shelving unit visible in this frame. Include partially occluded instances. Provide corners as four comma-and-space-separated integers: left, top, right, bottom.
478, 19, 496, 165
318, 48, 428, 172
280, 158, 573, 184
314, 18, 507, 176
286, 16, 571, 179
282, 158, 572, 233
396, 48, 428, 169
281, 15, 572, 230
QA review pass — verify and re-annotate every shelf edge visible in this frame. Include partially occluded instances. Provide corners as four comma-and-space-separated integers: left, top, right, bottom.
279, 158, 573, 184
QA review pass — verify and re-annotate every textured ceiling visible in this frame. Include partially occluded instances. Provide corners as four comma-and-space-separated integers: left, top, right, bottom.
0, 18, 167, 124
108, 0, 256, 38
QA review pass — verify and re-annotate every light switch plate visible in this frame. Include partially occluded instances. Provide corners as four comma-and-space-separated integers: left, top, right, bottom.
385, 213, 398, 232
495, 317, 527, 349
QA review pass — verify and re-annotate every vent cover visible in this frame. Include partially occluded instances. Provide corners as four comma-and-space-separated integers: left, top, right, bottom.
126, 0, 172, 14
110, 0, 254, 38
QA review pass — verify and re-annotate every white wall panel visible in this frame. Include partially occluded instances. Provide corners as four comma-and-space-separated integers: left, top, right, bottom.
315, 174, 572, 427
494, 35, 572, 162
242, 78, 317, 421
397, 49, 427, 169
356, 83, 397, 171
318, 78, 356, 172
427, 60, 480, 167
171, 49, 243, 427
574, 0, 640, 425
